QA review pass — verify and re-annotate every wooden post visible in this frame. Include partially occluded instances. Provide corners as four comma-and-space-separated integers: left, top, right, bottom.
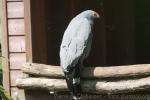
24, 0, 33, 62
1, 0, 10, 94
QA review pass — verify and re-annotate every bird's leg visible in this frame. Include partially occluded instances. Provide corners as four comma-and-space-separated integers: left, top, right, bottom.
73, 65, 81, 100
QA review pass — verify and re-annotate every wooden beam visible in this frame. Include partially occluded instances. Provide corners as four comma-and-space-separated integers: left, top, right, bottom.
24, 0, 33, 62
1, 0, 10, 94
23, 63, 150, 79
16, 77, 150, 94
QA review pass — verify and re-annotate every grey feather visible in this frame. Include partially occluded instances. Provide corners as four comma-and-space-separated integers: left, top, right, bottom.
60, 18, 91, 71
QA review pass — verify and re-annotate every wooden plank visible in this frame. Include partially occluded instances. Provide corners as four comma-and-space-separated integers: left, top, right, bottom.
9, 36, 26, 52
10, 70, 23, 86
7, 0, 23, 1
11, 87, 25, 100
8, 19, 25, 35
7, 2, 24, 18
1, 0, 11, 94
24, 0, 32, 62
10, 53, 26, 69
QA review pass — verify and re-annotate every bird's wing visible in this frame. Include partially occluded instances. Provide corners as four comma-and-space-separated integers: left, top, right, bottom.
60, 18, 91, 69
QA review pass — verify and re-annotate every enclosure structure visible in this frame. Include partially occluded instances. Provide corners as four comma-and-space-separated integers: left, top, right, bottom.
1, 0, 150, 100
1, 0, 26, 99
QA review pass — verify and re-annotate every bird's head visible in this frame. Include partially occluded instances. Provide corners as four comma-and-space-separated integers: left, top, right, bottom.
77, 10, 100, 20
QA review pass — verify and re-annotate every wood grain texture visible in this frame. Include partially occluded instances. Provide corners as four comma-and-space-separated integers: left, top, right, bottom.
10, 70, 23, 86
23, 0, 31, 100
9, 36, 26, 52
11, 87, 25, 100
10, 53, 26, 69
7, 0, 23, 1
23, 63, 150, 79
24, 0, 33, 62
8, 19, 25, 35
1, 0, 10, 94
7, 2, 24, 18
16, 77, 150, 94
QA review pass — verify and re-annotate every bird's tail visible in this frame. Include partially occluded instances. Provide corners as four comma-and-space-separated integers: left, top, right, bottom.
73, 66, 81, 98
64, 66, 81, 100
64, 71, 74, 93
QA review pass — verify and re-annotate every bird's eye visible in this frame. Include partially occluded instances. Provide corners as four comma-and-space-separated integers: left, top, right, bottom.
92, 12, 100, 18
93, 13, 97, 16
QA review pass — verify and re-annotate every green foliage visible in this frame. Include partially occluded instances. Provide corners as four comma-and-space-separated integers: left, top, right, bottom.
0, 85, 12, 100
0, 62, 2, 85
0, 47, 12, 100
16, 95, 20, 100
0, 63, 12, 100
0, 49, 2, 85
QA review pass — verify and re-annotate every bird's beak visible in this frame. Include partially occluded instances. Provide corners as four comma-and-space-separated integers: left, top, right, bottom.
93, 12, 100, 18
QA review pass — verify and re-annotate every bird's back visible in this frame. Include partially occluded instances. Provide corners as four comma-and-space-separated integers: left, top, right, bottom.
60, 18, 92, 70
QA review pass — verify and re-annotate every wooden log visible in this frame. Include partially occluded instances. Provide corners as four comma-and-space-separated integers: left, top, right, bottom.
16, 77, 150, 94
22, 63, 150, 78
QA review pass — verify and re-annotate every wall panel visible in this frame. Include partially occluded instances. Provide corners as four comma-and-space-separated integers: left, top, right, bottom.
9, 36, 26, 52
8, 19, 25, 35
7, 2, 24, 18
10, 53, 26, 69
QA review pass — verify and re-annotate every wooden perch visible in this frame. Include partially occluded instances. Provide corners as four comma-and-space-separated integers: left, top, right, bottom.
22, 63, 150, 78
16, 77, 150, 94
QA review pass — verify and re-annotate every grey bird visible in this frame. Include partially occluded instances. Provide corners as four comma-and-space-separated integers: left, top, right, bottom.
60, 10, 100, 100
